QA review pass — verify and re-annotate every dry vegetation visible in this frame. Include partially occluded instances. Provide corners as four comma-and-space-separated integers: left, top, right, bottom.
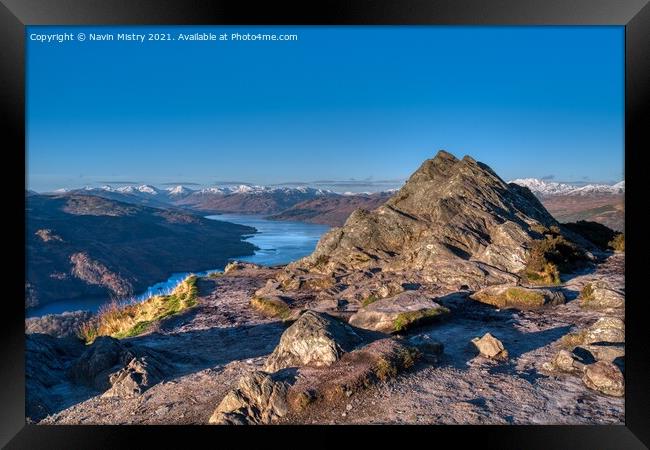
77, 275, 198, 344
250, 296, 292, 320
523, 226, 587, 285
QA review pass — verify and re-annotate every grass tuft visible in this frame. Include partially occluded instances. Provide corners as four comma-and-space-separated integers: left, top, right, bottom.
77, 275, 198, 344
609, 233, 625, 252
504, 287, 545, 307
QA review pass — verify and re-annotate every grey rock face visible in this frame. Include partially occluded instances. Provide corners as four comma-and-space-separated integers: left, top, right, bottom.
348, 291, 449, 333
208, 371, 291, 425
284, 151, 559, 289
264, 311, 362, 372
286, 151, 557, 280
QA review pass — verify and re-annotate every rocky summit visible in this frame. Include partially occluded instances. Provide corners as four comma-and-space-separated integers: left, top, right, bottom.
26, 151, 625, 426
281, 150, 561, 290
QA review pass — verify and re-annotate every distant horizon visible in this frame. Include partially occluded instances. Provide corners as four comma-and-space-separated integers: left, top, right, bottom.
30, 173, 625, 195
27, 26, 624, 192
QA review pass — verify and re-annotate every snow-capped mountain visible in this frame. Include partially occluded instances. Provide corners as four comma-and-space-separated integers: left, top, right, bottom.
166, 185, 196, 197
509, 178, 624, 196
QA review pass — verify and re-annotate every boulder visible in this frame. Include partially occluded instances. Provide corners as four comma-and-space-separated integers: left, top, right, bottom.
68, 337, 127, 390
470, 284, 565, 309
549, 346, 598, 373
581, 343, 625, 363
348, 291, 449, 333
579, 282, 625, 309
471, 332, 508, 361
208, 371, 291, 425
102, 355, 168, 398
264, 311, 362, 372
582, 361, 624, 397
69, 336, 171, 397
584, 317, 625, 344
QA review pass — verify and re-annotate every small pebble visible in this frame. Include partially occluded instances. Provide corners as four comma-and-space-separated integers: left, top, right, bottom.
346, 403, 353, 411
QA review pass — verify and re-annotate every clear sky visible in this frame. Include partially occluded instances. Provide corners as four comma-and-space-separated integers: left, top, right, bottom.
27, 26, 624, 192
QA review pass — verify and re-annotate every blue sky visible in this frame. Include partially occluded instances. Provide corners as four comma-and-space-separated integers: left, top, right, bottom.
27, 26, 624, 192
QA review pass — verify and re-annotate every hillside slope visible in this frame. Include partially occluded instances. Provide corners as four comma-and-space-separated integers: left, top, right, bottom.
26, 193, 256, 309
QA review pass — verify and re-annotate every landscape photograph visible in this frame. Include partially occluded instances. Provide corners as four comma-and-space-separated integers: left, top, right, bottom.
25, 25, 625, 425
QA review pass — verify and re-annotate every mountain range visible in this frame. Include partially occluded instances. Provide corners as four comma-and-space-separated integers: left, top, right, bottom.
509, 178, 624, 196
43, 176, 624, 230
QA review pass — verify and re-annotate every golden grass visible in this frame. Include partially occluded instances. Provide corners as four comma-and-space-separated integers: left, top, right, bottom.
609, 233, 625, 252
77, 275, 198, 344
504, 287, 546, 307
250, 296, 291, 319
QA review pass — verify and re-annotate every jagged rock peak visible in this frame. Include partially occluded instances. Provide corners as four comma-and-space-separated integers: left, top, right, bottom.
283, 150, 562, 287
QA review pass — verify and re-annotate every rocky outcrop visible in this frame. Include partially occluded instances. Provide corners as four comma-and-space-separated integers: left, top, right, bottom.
211, 338, 421, 425
264, 311, 362, 372
579, 281, 625, 309
286, 338, 420, 407
582, 361, 624, 397
471, 333, 508, 361
348, 291, 449, 333
208, 371, 293, 425
69, 336, 171, 397
283, 151, 560, 290
470, 285, 565, 309
26, 334, 85, 421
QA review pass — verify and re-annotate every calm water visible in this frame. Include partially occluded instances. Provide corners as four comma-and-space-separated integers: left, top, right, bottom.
26, 214, 329, 318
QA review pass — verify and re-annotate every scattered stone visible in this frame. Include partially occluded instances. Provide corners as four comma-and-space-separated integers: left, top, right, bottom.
264, 310, 362, 372
470, 284, 565, 309
582, 361, 624, 397
549, 347, 597, 374
348, 291, 449, 333
471, 333, 508, 361
209, 371, 292, 425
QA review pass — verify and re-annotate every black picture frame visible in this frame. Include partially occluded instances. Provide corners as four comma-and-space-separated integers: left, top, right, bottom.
2, 0, 649, 448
